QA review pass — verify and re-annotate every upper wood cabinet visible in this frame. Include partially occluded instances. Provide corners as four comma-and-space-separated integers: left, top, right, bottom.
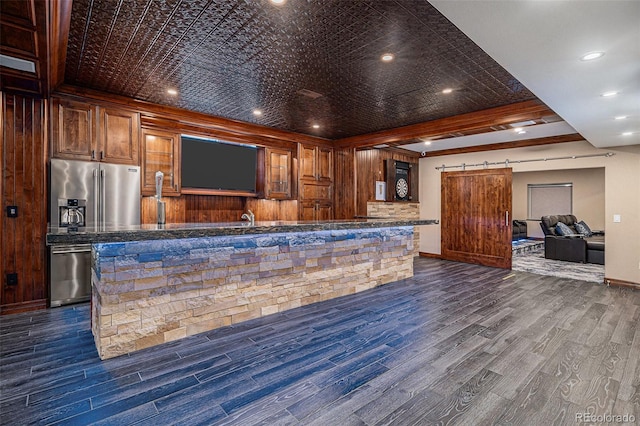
299, 144, 333, 182
141, 128, 180, 197
265, 148, 292, 199
52, 98, 96, 161
99, 107, 139, 165
52, 98, 139, 165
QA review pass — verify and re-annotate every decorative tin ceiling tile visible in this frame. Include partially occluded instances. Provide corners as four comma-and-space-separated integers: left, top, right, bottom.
65, 0, 538, 139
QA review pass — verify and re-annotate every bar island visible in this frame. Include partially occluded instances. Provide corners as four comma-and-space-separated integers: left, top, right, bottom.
47, 219, 437, 359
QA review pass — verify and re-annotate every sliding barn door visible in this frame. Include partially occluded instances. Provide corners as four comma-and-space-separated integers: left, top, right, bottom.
441, 168, 512, 269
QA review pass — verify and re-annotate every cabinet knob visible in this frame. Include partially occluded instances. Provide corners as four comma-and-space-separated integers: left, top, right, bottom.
100, 151, 104, 160
91, 150, 95, 160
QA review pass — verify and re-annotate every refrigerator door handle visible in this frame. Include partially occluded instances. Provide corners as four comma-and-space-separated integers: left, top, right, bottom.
93, 169, 99, 225
101, 168, 106, 228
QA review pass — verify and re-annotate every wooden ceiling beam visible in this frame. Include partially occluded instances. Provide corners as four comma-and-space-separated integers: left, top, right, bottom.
422, 133, 585, 158
48, 0, 73, 94
333, 100, 555, 149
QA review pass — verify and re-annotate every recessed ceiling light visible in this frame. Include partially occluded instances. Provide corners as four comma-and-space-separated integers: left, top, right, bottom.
423, 141, 432, 146
580, 51, 604, 61
167, 89, 178, 95
270, 0, 286, 5
509, 120, 536, 128
442, 88, 453, 94
253, 109, 262, 116
518, 130, 527, 135
513, 127, 523, 133
614, 115, 628, 120
622, 131, 634, 136
381, 53, 394, 62
601, 91, 619, 97
312, 124, 320, 129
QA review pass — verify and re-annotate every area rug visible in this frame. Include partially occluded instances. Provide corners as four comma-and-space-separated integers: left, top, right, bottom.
512, 247, 605, 284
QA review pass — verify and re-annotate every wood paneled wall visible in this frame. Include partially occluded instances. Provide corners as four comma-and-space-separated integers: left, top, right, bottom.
141, 195, 298, 224
333, 147, 356, 219
1, 93, 48, 314
355, 149, 418, 217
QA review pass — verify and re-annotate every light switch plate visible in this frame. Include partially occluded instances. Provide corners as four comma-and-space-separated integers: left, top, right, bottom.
613, 214, 621, 223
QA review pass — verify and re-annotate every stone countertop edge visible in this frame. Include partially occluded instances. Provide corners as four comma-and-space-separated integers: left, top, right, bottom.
46, 219, 439, 245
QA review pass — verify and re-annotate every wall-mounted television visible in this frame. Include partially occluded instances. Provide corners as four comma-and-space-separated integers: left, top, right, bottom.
181, 136, 258, 194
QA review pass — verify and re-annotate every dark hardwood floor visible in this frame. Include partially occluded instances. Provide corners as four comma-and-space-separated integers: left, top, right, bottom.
1, 258, 639, 425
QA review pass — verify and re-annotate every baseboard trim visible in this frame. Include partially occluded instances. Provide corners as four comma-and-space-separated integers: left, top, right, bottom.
419, 252, 442, 259
0, 299, 47, 315
605, 277, 640, 290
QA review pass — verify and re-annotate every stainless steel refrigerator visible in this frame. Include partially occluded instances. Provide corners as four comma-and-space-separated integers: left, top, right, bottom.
49, 159, 141, 306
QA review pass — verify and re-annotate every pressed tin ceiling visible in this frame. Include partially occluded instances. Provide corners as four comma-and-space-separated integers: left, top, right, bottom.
64, 0, 539, 140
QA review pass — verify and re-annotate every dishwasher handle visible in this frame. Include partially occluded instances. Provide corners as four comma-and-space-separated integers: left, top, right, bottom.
50, 245, 92, 254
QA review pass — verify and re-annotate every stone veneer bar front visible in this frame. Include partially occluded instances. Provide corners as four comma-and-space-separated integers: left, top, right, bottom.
90, 226, 419, 359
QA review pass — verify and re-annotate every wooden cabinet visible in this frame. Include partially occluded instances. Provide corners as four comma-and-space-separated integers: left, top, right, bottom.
298, 143, 334, 220
265, 148, 292, 199
99, 107, 139, 164
300, 201, 333, 221
52, 97, 139, 165
299, 144, 332, 181
52, 98, 96, 161
141, 128, 180, 197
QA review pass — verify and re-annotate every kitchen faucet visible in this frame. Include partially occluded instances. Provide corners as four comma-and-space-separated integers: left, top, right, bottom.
241, 209, 255, 226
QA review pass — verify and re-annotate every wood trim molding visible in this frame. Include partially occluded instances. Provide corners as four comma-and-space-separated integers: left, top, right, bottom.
334, 100, 554, 149
423, 133, 585, 157
419, 252, 442, 259
367, 145, 422, 159
605, 277, 640, 290
141, 116, 297, 151
55, 85, 332, 147
0, 299, 48, 315
180, 188, 258, 198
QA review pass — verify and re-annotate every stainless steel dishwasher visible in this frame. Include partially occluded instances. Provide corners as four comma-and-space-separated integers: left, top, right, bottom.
49, 244, 91, 307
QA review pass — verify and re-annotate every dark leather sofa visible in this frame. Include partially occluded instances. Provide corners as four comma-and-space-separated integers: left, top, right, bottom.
512, 220, 528, 240
539, 215, 604, 264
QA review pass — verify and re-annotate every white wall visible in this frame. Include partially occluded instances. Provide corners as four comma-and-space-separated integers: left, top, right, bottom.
419, 140, 640, 284
512, 168, 605, 239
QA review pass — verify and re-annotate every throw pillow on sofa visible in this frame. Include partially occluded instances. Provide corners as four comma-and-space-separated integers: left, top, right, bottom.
555, 222, 576, 236
575, 220, 593, 237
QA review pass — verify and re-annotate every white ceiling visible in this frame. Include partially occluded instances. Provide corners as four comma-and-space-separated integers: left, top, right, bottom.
415, 0, 640, 152
402, 121, 577, 154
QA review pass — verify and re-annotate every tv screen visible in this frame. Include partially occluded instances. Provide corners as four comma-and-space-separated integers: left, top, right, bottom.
181, 136, 257, 192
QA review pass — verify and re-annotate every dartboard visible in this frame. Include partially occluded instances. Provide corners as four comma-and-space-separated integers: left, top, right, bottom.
396, 178, 409, 199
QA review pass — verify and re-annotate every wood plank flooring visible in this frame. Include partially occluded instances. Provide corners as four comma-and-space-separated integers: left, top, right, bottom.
1, 258, 639, 425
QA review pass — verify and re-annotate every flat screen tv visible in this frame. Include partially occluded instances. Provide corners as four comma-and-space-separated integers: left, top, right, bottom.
181, 136, 258, 193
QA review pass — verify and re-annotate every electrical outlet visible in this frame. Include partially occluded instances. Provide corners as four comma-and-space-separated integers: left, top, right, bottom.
6, 273, 18, 286
6, 206, 18, 218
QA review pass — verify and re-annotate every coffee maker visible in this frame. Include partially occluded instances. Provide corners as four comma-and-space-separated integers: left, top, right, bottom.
58, 198, 86, 230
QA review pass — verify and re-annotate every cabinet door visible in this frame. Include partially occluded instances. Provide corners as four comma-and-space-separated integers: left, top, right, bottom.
99, 107, 140, 165
265, 148, 292, 199
317, 147, 333, 181
299, 144, 317, 180
317, 203, 333, 221
52, 98, 96, 160
141, 129, 180, 196
300, 201, 317, 221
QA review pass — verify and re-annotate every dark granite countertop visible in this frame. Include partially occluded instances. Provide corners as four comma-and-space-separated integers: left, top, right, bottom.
46, 219, 439, 245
